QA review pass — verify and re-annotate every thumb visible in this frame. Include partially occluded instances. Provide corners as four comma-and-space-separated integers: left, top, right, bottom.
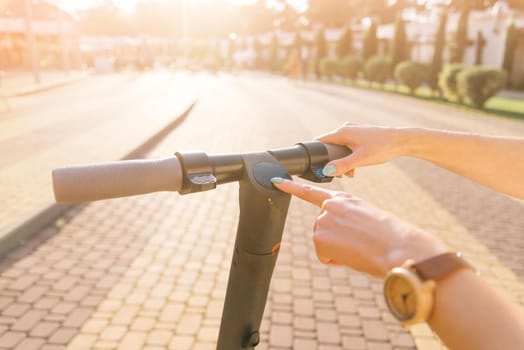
322, 149, 364, 177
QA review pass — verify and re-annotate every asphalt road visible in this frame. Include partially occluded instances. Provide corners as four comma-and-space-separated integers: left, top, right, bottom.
0, 69, 196, 236
0, 71, 523, 349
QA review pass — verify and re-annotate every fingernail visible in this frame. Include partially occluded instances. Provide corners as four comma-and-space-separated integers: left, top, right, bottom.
270, 177, 286, 184
322, 165, 336, 177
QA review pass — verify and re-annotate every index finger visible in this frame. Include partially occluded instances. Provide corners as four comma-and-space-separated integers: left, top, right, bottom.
270, 178, 334, 207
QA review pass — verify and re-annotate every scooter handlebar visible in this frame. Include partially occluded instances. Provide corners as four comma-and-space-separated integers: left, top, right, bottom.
52, 157, 183, 204
52, 143, 351, 204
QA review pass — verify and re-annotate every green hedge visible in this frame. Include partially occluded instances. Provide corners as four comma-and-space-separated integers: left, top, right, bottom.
394, 61, 428, 94
320, 57, 338, 80
456, 66, 507, 108
338, 56, 364, 81
365, 56, 391, 85
438, 64, 464, 102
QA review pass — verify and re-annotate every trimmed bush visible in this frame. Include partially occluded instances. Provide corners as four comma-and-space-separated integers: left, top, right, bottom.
364, 56, 391, 85
320, 57, 338, 80
456, 66, 507, 108
338, 56, 364, 81
394, 61, 428, 94
438, 64, 464, 102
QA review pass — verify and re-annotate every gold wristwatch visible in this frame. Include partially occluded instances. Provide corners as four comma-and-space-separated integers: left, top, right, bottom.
383, 252, 475, 327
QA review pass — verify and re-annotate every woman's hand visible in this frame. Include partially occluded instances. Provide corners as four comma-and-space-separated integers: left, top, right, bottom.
271, 178, 449, 278
317, 123, 409, 177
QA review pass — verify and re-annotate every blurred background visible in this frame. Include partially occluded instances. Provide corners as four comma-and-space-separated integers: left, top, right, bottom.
0, 0, 523, 86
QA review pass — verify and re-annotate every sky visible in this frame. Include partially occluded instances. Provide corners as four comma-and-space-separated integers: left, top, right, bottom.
52, 0, 309, 13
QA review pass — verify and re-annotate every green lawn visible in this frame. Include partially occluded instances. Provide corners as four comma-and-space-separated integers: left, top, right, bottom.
346, 80, 524, 121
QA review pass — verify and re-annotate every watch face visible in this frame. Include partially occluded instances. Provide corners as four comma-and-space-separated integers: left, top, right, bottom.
385, 275, 417, 320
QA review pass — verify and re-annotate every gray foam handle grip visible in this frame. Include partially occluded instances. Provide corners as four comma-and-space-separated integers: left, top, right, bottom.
53, 157, 183, 204
325, 144, 352, 161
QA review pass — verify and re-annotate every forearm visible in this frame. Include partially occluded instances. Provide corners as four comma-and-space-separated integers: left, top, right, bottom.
428, 269, 524, 349
400, 128, 524, 199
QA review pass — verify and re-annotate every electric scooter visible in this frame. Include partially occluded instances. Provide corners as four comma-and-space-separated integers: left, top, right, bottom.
53, 141, 351, 350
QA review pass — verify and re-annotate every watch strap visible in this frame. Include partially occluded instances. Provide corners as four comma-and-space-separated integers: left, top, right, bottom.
413, 252, 474, 281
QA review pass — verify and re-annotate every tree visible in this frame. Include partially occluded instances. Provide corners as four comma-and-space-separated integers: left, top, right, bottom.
269, 33, 280, 72
362, 21, 378, 60
316, 27, 328, 59
391, 14, 408, 73
293, 30, 302, 50
429, 11, 448, 91
336, 26, 353, 58
474, 31, 486, 65
450, 9, 469, 63
315, 27, 328, 76
502, 22, 517, 77
306, 0, 353, 28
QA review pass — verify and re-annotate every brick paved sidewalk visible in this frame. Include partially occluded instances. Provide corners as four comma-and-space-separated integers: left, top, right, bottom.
0, 73, 522, 350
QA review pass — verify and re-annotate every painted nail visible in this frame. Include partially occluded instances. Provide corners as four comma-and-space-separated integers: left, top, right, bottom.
270, 177, 286, 184
322, 165, 337, 177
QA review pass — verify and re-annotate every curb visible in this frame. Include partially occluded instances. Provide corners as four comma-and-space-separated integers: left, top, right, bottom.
5, 72, 91, 98
0, 99, 197, 259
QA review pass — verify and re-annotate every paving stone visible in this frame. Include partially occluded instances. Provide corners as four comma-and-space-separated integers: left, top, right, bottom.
293, 298, 314, 316
342, 335, 366, 349
48, 328, 77, 345
63, 308, 92, 328
8, 276, 38, 291
317, 322, 341, 345
117, 331, 147, 350
176, 314, 202, 335
0, 331, 25, 348
357, 306, 381, 319
271, 311, 293, 325
315, 309, 337, 322
362, 320, 389, 341
40, 345, 65, 350
146, 329, 173, 346
13, 337, 46, 350
67, 334, 97, 350
100, 326, 127, 341
130, 317, 155, 332
196, 326, 218, 342
269, 324, 293, 348
81, 318, 108, 334
110, 303, 138, 325
30, 322, 60, 337
2, 302, 31, 317
293, 316, 316, 331
0, 297, 14, 311
168, 335, 194, 350
50, 302, 76, 315
11, 310, 46, 331
63, 286, 90, 303
33, 297, 60, 310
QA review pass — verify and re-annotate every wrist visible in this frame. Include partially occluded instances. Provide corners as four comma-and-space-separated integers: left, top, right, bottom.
395, 127, 428, 158
385, 229, 450, 274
